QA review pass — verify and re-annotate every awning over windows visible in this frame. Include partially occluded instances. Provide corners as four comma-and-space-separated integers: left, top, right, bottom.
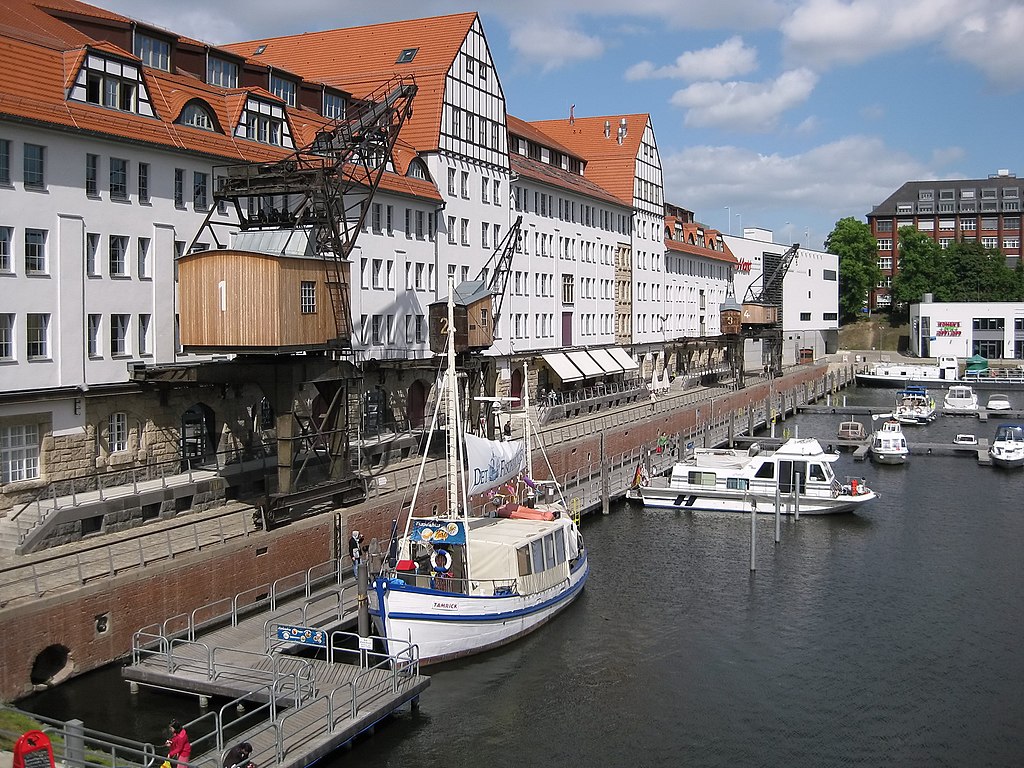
566, 350, 605, 379
541, 352, 584, 383
609, 347, 639, 371
586, 348, 624, 374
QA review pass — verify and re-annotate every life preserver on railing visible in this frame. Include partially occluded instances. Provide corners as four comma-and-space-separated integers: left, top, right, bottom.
432, 548, 453, 573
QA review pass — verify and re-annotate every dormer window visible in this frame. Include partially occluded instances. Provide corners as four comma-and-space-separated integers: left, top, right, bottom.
323, 91, 346, 120
235, 97, 294, 148
269, 74, 296, 107
179, 101, 218, 132
134, 34, 170, 71
396, 48, 418, 64
69, 53, 155, 117
407, 159, 429, 181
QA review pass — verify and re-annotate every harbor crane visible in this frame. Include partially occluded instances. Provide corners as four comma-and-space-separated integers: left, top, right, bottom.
721, 242, 800, 388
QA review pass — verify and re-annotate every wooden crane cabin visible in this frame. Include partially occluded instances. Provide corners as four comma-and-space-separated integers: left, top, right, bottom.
178, 234, 348, 353
428, 281, 495, 354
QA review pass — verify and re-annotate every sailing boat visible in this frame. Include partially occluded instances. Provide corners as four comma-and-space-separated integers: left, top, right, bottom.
370, 285, 589, 664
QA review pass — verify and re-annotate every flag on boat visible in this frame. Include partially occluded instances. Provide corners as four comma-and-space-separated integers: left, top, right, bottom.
464, 434, 527, 496
630, 462, 651, 489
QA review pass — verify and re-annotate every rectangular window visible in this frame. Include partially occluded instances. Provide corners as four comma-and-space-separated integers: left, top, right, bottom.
448, 168, 457, 195
372, 203, 383, 234
461, 171, 469, 199
481, 177, 489, 203
800, 312, 812, 321
193, 171, 208, 209
24, 229, 46, 274
415, 210, 425, 239
26, 313, 49, 359
110, 313, 129, 356
87, 313, 101, 357
207, 57, 239, 88
109, 235, 128, 276
134, 34, 170, 70
0, 227, 10, 273
0, 313, 13, 359
137, 237, 151, 278
447, 215, 456, 245
982, 236, 999, 249
86, 153, 99, 196
562, 274, 574, 304
138, 162, 150, 203
372, 259, 383, 289
85, 233, 100, 276
493, 179, 500, 206
269, 74, 296, 106
323, 91, 345, 119
371, 315, 382, 345
460, 218, 469, 246
138, 313, 151, 355
300, 281, 316, 313
110, 157, 128, 200
1004, 237, 1020, 249
0, 139, 9, 185
875, 219, 893, 232
108, 412, 128, 453
1, 424, 40, 482
404, 209, 411, 238
876, 238, 892, 251
24, 144, 45, 189
823, 312, 838, 321
961, 218, 977, 231
174, 168, 185, 207
481, 222, 489, 249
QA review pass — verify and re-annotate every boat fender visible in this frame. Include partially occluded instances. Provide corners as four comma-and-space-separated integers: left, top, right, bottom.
432, 549, 453, 573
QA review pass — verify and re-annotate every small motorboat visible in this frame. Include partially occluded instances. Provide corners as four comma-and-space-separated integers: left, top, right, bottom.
990, 424, 1024, 469
869, 417, 908, 465
943, 385, 978, 413
837, 420, 867, 441
986, 393, 1012, 411
952, 434, 978, 446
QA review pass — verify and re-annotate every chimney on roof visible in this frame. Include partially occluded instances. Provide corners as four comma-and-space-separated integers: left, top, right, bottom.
616, 125, 624, 145
620, 117, 628, 137
604, 120, 610, 139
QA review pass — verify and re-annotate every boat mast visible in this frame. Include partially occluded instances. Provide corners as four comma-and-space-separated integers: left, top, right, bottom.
522, 360, 534, 476
445, 279, 460, 519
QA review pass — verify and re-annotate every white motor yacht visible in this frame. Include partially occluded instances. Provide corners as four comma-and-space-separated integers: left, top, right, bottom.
986, 393, 1012, 411
869, 418, 909, 465
989, 424, 1024, 469
943, 385, 979, 413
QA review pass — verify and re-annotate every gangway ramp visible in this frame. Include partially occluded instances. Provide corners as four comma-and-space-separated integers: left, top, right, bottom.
122, 559, 430, 767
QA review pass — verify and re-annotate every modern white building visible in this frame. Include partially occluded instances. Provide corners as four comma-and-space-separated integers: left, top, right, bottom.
910, 300, 1024, 360
725, 228, 840, 369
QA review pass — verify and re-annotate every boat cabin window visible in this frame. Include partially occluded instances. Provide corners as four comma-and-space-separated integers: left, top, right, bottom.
726, 477, 749, 491
517, 545, 531, 576
530, 539, 544, 572
754, 463, 774, 479
554, 530, 566, 564
688, 471, 716, 486
809, 464, 827, 481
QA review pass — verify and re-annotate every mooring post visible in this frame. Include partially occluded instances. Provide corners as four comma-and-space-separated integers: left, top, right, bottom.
749, 497, 757, 572
357, 557, 370, 666
65, 720, 85, 768
794, 472, 801, 521
774, 479, 781, 543
600, 432, 610, 515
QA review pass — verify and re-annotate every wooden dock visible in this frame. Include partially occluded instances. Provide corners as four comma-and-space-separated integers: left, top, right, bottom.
123, 574, 429, 768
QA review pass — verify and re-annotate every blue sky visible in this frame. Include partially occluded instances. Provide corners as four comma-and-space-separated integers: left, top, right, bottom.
101, 0, 1024, 250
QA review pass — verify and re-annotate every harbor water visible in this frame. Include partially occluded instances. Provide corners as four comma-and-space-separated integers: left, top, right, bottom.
20, 387, 1024, 766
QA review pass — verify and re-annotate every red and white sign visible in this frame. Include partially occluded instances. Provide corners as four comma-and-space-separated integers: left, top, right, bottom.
735, 259, 753, 273
936, 321, 961, 337
13, 731, 55, 768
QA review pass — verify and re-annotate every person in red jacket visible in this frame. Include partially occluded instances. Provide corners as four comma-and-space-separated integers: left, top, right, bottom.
166, 720, 191, 765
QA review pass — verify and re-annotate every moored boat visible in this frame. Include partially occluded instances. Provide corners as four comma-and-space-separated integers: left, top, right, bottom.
371, 286, 588, 664
856, 355, 959, 387
837, 420, 867, 441
943, 385, 979, 413
986, 393, 1012, 411
635, 438, 876, 515
989, 424, 1024, 469
894, 386, 936, 424
869, 418, 908, 465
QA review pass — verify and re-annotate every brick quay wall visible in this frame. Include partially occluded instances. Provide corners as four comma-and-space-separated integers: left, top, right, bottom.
0, 364, 840, 702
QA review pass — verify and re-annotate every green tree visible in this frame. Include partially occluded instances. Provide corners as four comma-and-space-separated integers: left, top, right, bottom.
825, 217, 880, 322
890, 227, 943, 312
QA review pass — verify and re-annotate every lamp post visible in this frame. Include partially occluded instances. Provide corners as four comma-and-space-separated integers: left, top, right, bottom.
725, 206, 732, 235
735, 212, 742, 236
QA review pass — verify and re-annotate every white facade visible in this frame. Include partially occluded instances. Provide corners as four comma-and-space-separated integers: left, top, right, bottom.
630, 119, 666, 346
663, 248, 732, 339
1, 122, 234, 396
724, 232, 840, 364
910, 301, 1024, 360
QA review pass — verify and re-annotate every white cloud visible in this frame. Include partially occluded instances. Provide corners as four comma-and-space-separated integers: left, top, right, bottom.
661, 136, 931, 243
508, 22, 605, 70
626, 36, 758, 81
669, 69, 818, 130
944, 4, 1024, 86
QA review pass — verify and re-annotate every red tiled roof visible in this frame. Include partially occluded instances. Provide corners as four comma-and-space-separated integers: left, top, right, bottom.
531, 114, 651, 207
506, 114, 582, 162
221, 13, 477, 154
0, 0, 440, 203
510, 154, 625, 208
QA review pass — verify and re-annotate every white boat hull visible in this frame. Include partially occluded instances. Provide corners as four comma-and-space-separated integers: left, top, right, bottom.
636, 485, 872, 515
371, 556, 589, 664
990, 451, 1024, 469
870, 450, 907, 465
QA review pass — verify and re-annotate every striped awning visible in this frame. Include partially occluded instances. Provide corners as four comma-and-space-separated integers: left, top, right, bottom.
566, 350, 605, 379
541, 352, 584, 382
609, 347, 639, 371
586, 348, 624, 374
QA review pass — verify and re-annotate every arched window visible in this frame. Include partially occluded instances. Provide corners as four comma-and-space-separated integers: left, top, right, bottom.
180, 101, 218, 132
407, 159, 430, 181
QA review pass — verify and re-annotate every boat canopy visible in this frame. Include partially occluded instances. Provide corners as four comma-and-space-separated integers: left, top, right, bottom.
465, 516, 578, 582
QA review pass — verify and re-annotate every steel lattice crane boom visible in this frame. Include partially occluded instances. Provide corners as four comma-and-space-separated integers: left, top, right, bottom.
191, 75, 418, 347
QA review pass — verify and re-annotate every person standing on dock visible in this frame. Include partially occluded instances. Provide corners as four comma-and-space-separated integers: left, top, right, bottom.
166, 720, 191, 766
349, 530, 364, 579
